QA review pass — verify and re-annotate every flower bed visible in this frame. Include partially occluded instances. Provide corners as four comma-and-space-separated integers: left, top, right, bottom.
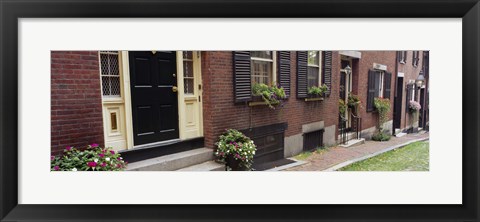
51, 144, 128, 171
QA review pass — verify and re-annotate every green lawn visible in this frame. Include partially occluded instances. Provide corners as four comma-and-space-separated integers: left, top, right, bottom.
339, 141, 429, 171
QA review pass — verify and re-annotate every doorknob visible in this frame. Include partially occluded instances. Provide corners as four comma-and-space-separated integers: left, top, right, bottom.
172, 86, 178, 92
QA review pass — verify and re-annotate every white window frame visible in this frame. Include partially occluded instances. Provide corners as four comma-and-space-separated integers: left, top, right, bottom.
377, 71, 385, 97
250, 51, 277, 86
99, 51, 122, 101
307, 51, 323, 88
399, 51, 407, 64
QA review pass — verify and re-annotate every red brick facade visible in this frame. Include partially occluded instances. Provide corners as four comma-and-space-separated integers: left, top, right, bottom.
51, 51, 104, 154
396, 51, 425, 130
351, 51, 397, 131
201, 51, 340, 148
51, 51, 424, 159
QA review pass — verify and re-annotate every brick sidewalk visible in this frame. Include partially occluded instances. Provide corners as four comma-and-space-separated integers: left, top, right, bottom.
284, 132, 429, 171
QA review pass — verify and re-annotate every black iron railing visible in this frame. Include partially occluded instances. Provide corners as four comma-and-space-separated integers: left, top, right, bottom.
339, 112, 362, 144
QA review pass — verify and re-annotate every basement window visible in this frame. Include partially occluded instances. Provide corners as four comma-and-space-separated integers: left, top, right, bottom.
303, 129, 325, 151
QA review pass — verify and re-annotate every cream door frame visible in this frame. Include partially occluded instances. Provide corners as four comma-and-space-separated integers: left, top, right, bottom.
109, 51, 204, 151
176, 51, 204, 140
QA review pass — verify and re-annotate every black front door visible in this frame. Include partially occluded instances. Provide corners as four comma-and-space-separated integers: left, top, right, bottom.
393, 77, 404, 131
419, 88, 425, 128
129, 51, 179, 146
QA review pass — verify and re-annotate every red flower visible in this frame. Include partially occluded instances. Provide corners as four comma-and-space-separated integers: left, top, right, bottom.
101, 162, 107, 167
53, 166, 60, 171
99, 153, 105, 158
65, 146, 72, 151
87, 162, 97, 167
110, 150, 115, 155
90, 143, 99, 148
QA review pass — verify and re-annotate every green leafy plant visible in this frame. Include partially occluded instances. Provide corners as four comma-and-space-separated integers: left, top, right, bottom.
252, 83, 286, 109
372, 132, 391, 141
347, 92, 361, 107
373, 97, 391, 139
51, 144, 128, 171
215, 129, 257, 170
339, 99, 347, 116
307, 84, 329, 97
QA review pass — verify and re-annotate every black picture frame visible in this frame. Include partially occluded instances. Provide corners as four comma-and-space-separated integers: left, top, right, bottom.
1, 0, 478, 221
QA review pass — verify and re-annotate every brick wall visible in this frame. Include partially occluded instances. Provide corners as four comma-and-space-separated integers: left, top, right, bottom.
201, 51, 340, 148
353, 51, 397, 131
397, 51, 425, 129
51, 51, 104, 154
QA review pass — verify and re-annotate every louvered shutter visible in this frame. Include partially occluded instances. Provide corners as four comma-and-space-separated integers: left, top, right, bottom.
322, 51, 333, 96
383, 72, 392, 99
404, 51, 408, 63
367, 70, 376, 112
233, 51, 252, 103
296, 51, 308, 99
397, 51, 402, 62
278, 51, 291, 98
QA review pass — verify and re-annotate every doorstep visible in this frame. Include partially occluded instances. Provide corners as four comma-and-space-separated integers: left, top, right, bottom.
126, 147, 214, 171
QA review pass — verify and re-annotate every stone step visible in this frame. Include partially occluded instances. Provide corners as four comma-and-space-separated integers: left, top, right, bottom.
395, 128, 402, 135
126, 148, 214, 171
339, 138, 365, 148
176, 160, 225, 171
395, 132, 407, 137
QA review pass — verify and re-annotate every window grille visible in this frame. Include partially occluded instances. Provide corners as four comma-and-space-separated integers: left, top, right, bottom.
100, 51, 121, 98
251, 51, 273, 86
183, 51, 194, 94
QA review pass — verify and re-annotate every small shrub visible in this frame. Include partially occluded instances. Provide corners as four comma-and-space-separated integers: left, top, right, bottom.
372, 132, 391, 141
51, 144, 128, 171
373, 97, 391, 132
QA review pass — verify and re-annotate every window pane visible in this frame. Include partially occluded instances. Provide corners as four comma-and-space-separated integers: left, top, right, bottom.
100, 51, 121, 97
183, 61, 193, 78
251, 60, 272, 85
183, 51, 193, 60
184, 78, 194, 94
307, 67, 319, 88
251, 51, 272, 59
308, 51, 319, 66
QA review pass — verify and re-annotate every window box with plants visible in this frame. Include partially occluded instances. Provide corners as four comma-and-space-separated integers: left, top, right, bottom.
305, 84, 328, 102
215, 129, 257, 171
249, 83, 286, 109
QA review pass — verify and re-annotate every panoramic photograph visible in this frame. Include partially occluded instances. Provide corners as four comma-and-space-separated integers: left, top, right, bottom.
50, 51, 429, 171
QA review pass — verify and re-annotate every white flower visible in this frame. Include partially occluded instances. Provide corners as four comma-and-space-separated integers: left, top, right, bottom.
94, 159, 98, 163
106, 157, 110, 161
253, 151, 256, 155
72, 168, 77, 171
244, 152, 247, 155
239, 149, 242, 151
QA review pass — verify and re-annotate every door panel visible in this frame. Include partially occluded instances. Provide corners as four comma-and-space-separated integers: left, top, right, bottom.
393, 77, 404, 130
129, 51, 179, 146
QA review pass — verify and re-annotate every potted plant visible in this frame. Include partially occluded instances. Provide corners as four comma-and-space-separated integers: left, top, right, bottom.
409, 100, 421, 113
215, 129, 257, 171
50, 144, 128, 171
307, 84, 329, 98
372, 97, 391, 141
252, 83, 286, 109
347, 92, 361, 115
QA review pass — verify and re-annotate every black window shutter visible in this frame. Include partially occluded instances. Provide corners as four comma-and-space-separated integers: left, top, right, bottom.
278, 51, 291, 98
322, 51, 333, 96
412, 51, 416, 66
367, 70, 376, 112
233, 51, 252, 103
383, 72, 392, 99
296, 51, 308, 99
404, 51, 408, 63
